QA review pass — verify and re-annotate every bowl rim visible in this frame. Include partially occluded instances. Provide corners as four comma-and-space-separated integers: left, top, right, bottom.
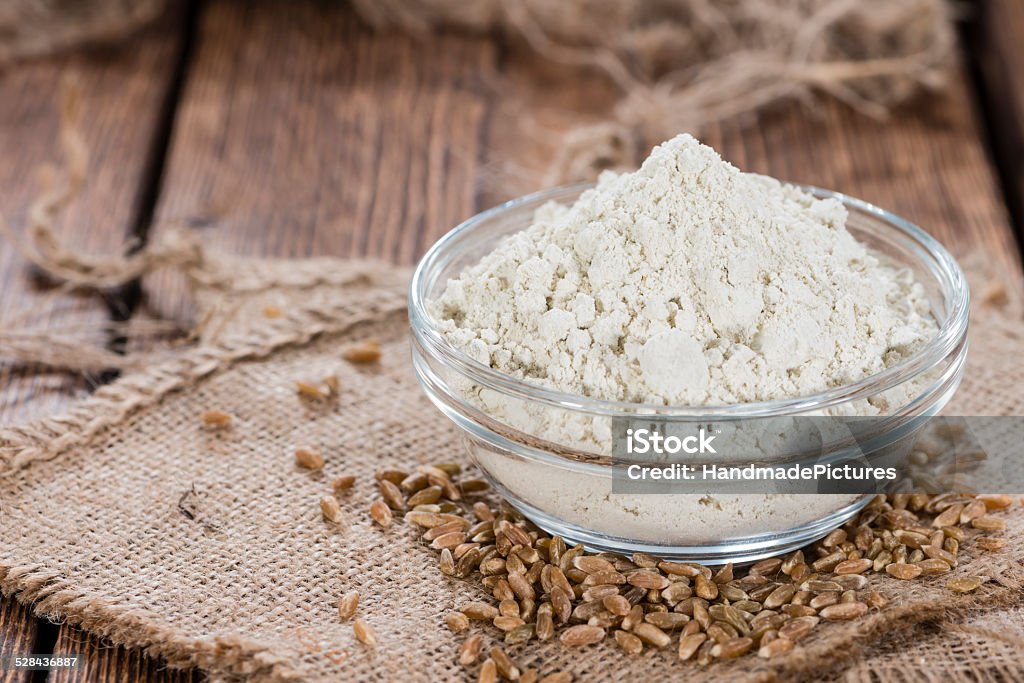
409, 182, 970, 418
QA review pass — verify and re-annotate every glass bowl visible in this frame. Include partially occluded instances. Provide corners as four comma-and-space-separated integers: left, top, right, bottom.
409, 184, 970, 563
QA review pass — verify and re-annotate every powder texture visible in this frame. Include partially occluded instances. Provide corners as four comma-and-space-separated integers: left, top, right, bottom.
434, 134, 935, 409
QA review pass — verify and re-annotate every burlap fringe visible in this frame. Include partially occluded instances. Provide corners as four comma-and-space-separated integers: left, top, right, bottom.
0, 562, 304, 680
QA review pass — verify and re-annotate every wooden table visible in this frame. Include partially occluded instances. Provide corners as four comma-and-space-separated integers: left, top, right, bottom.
1, 1, 1022, 681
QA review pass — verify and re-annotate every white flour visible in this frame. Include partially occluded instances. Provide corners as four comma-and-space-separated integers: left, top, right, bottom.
429, 135, 939, 552
434, 134, 935, 409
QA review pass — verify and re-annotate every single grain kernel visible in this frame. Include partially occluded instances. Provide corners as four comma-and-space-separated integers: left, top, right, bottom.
295, 380, 327, 400
678, 633, 707, 661
445, 611, 470, 633
819, 602, 868, 620
462, 602, 499, 620
343, 340, 382, 364
490, 646, 520, 681
478, 658, 497, 683
947, 576, 987, 593
632, 623, 671, 648
614, 629, 643, 655
977, 494, 1013, 510
338, 590, 359, 620
834, 558, 872, 575
369, 499, 393, 528
332, 475, 355, 492
353, 617, 376, 646
320, 495, 342, 523
758, 636, 794, 658
711, 637, 753, 659
295, 448, 325, 470
971, 515, 1007, 531
975, 537, 1007, 551
459, 633, 482, 665
199, 410, 232, 427
560, 625, 605, 647
885, 563, 922, 580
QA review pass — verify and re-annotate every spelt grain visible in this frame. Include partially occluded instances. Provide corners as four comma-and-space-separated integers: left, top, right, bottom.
295, 380, 327, 400
369, 499, 393, 528
947, 576, 986, 593
332, 475, 355, 492
614, 629, 643, 655
758, 636, 794, 658
320, 496, 342, 523
338, 590, 359, 620
459, 633, 482, 665
478, 658, 497, 683
295, 448, 324, 469
560, 625, 605, 647
711, 637, 753, 659
199, 410, 232, 427
462, 602, 499, 620
342, 340, 381, 364
632, 622, 671, 648
819, 602, 868, 620
353, 617, 376, 646
975, 537, 1007, 551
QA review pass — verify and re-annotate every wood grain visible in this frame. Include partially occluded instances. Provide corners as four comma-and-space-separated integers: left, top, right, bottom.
0, 599, 35, 683
489, 56, 1020, 279
49, 630, 199, 683
147, 0, 496, 322
0, 21, 184, 426
0, 14, 186, 683
701, 67, 1021, 280
975, 0, 1024, 230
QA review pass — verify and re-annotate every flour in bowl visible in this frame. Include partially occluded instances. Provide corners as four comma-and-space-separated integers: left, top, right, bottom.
433, 134, 935, 409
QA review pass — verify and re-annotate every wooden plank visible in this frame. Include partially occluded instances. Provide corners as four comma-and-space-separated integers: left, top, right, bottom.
975, 0, 1024, 231
155, 0, 1019, 301
488, 56, 1020, 280
701, 66, 1022, 280
49, 630, 199, 683
0, 19, 183, 426
0, 11, 188, 683
0, 600, 35, 683
147, 0, 495, 322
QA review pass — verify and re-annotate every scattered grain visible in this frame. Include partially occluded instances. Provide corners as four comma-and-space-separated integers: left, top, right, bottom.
446, 611, 470, 633
199, 410, 232, 427
353, 618, 376, 646
343, 340, 382, 364
975, 537, 1007, 551
947, 576, 987, 593
295, 448, 324, 470
295, 380, 327, 400
332, 475, 356, 492
369, 499, 393, 528
338, 591, 359, 620
478, 658, 497, 683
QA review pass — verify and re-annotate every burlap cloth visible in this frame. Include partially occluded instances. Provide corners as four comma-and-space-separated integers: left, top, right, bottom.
1, 230, 1023, 682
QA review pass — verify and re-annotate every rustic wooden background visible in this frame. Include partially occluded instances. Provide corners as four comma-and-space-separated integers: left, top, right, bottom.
2, 0, 1022, 680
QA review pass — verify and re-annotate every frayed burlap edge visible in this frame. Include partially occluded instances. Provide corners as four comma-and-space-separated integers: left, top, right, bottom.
0, 255, 411, 681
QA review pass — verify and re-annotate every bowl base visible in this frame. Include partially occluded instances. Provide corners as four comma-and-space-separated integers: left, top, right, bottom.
504, 493, 872, 565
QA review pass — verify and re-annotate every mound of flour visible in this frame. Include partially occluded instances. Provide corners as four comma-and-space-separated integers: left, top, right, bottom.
434, 134, 935, 407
